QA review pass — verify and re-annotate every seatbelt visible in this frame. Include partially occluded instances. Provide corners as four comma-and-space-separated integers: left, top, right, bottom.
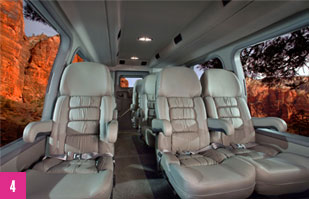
118, 108, 131, 119
231, 142, 258, 150
177, 143, 221, 156
46, 152, 104, 161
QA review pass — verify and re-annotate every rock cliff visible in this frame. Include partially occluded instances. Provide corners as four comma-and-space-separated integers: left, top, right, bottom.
0, 0, 60, 103
246, 78, 309, 135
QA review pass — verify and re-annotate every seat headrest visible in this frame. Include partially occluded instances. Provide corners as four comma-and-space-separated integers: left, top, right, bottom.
60, 62, 113, 96
156, 67, 201, 97
144, 74, 157, 95
201, 69, 242, 97
135, 79, 144, 93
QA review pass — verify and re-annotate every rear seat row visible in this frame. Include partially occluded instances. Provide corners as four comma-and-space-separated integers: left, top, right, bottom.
131, 66, 309, 198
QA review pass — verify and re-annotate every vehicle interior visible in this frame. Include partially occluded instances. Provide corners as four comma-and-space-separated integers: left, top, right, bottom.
0, 0, 308, 199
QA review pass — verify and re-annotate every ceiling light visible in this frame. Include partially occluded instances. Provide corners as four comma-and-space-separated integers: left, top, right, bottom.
138, 36, 152, 42
130, 56, 139, 60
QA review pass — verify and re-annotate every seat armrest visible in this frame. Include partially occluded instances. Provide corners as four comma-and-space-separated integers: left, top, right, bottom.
161, 152, 180, 172
23, 120, 53, 143
113, 109, 118, 120
130, 104, 136, 110
105, 120, 118, 143
207, 118, 234, 135
252, 117, 287, 132
152, 119, 172, 136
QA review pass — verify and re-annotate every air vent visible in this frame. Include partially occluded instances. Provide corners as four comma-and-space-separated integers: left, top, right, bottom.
222, 0, 231, 6
141, 61, 147, 66
119, 60, 125, 65
155, 53, 160, 59
174, 34, 182, 44
117, 29, 122, 39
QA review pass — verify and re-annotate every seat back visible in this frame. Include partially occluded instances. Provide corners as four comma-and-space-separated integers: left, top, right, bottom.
48, 62, 117, 156
141, 74, 157, 126
200, 69, 255, 146
156, 67, 209, 153
132, 79, 143, 111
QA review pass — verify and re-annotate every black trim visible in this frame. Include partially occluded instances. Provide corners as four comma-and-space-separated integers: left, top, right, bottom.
222, 0, 231, 7
117, 29, 121, 40
155, 53, 160, 59
174, 34, 182, 44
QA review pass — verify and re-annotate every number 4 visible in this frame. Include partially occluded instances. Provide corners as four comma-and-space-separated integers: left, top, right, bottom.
10, 180, 16, 192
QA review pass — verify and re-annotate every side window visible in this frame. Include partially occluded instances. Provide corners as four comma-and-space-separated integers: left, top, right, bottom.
0, 1, 61, 146
240, 27, 309, 136
119, 77, 143, 88
72, 52, 84, 63
193, 57, 223, 79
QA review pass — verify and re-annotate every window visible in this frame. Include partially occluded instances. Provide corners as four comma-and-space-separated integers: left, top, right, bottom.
239, 27, 309, 136
193, 57, 223, 79
72, 52, 84, 63
120, 77, 143, 88
0, 1, 61, 146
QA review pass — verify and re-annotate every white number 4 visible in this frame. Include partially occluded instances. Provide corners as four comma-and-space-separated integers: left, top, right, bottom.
10, 180, 16, 192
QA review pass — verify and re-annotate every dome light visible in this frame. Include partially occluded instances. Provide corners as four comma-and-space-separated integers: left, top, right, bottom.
138, 36, 152, 42
130, 56, 139, 60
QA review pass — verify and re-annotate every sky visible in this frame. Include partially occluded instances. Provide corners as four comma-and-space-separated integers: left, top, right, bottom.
24, 18, 58, 37
23, 1, 58, 37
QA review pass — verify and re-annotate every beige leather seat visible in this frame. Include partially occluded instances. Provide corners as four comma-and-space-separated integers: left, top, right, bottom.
23, 62, 118, 199
153, 67, 256, 199
130, 79, 144, 129
140, 73, 157, 147
201, 69, 309, 195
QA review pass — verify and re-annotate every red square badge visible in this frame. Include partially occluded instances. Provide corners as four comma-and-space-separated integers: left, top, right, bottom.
0, 172, 26, 199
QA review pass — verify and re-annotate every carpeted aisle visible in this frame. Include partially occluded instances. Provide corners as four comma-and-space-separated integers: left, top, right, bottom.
113, 131, 174, 199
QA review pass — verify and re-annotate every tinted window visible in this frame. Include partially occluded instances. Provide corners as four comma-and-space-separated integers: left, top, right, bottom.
240, 27, 309, 136
120, 77, 143, 88
0, 1, 60, 146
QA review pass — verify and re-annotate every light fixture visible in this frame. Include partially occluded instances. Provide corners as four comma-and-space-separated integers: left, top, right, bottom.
130, 56, 139, 60
138, 36, 152, 42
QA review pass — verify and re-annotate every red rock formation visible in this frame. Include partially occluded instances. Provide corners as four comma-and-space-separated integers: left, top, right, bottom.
0, 0, 29, 101
0, 0, 60, 103
246, 78, 309, 135
23, 35, 60, 103
72, 53, 84, 63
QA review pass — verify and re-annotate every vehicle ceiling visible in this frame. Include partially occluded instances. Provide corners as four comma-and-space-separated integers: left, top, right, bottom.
39, 0, 308, 68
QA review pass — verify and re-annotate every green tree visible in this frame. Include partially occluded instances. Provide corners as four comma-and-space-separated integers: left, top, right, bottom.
240, 27, 309, 87
23, 3, 48, 25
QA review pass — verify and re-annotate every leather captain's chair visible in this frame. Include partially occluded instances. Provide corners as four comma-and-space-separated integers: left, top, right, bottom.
201, 69, 309, 195
154, 66, 256, 199
140, 73, 157, 147
24, 62, 118, 199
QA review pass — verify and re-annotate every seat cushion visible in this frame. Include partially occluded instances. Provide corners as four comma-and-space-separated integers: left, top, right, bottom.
26, 169, 113, 199
178, 154, 217, 167
164, 156, 255, 199
231, 148, 266, 160
33, 155, 113, 174
243, 152, 309, 195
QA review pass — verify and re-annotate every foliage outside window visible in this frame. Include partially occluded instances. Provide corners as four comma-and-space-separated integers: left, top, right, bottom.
0, 0, 60, 146
240, 27, 308, 136
193, 58, 223, 79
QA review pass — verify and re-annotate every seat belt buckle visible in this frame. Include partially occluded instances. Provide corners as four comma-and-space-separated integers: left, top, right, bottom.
237, 144, 246, 149
73, 153, 82, 160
